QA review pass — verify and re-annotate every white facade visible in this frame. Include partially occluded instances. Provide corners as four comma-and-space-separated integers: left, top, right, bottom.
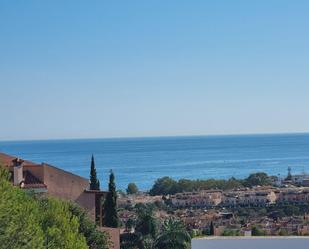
192, 237, 309, 249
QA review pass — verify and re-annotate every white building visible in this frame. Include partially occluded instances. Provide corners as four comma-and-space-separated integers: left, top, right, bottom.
192, 237, 309, 249
292, 174, 309, 186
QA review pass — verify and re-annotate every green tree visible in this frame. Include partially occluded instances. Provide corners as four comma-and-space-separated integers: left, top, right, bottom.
149, 177, 178, 195
0, 166, 105, 249
0, 168, 45, 249
125, 218, 136, 232
38, 197, 88, 249
104, 170, 119, 227
135, 209, 157, 238
279, 229, 288, 236
127, 183, 139, 195
244, 172, 271, 187
209, 221, 215, 236
69, 202, 110, 249
90, 155, 100, 190
221, 229, 240, 236
154, 218, 191, 249
252, 226, 265, 236
120, 233, 140, 249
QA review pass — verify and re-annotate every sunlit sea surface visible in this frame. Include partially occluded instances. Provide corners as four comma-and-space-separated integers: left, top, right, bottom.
1, 133, 309, 190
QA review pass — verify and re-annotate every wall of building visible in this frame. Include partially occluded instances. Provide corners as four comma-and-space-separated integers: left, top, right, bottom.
99, 227, 120, 249
43, 164, 89, 201
192, 237, 309, 249
24, 164, 44, 182
75, 192, 96, 220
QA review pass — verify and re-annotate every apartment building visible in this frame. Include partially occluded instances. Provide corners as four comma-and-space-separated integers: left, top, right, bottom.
171, 190, 222, 208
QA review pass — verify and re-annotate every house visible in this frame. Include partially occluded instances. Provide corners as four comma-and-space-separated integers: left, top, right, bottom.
222, 189, 277, 207
170, 190, 222, 208
292, 174, 309, 186
0, 152, 120, 249
277, 188, 309, 204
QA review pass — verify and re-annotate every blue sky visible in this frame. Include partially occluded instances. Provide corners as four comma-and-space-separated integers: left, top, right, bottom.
1, 0, 309, 140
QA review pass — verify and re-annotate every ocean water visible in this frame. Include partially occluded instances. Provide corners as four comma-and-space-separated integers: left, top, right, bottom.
1, 133, 309, 190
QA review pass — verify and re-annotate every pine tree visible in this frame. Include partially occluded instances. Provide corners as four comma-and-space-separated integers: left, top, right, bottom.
104, 170, 119, 227
90, 155, 100, 190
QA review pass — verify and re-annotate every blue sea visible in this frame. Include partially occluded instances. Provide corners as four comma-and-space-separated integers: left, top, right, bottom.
1, 133, 309, 190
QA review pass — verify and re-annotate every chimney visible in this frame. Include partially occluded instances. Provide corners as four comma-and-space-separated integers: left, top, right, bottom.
12, 158, 24, 186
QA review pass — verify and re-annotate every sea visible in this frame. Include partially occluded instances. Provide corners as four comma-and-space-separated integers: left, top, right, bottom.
1, 133, 309, 191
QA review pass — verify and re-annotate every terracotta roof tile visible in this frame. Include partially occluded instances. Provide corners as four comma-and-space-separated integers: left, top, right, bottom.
23, 170, 47, 189
0, 152, 36, 167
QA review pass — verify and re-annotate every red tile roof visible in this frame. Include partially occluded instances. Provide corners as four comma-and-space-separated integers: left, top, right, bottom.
23, 170, 47, 189
0, 152, 36, 167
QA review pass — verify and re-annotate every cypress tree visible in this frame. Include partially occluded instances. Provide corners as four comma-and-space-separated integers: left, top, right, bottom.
90, 155, 100, 190
104, 170, 119, 227
209, 221, 215, 236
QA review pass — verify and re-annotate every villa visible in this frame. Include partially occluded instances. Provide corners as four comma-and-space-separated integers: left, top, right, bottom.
0, 152, 120, 249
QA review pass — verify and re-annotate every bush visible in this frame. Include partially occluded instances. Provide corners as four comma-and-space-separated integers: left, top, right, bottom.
0, 166, 109, 249
127, 183, 139, 195
0, 168, 45, 249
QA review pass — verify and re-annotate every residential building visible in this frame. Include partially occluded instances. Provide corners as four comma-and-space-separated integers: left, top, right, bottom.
0, 152, 119, 249
171, 190, 222, 208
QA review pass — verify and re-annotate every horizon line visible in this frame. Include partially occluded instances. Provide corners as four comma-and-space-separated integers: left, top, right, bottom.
1, 130, 309, 143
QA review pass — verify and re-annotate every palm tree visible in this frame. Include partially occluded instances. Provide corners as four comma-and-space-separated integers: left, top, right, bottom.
135, 210, 157, 238
154, 218, 191, 249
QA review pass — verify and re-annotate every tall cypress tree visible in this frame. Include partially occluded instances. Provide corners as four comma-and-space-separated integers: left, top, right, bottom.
209, 221, 215, 236
104, 170, 119, 228
89, 155, 100, 190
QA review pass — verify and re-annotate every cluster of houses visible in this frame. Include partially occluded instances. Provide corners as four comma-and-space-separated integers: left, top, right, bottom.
209, 215, 309, 236
169, 187, 309, 208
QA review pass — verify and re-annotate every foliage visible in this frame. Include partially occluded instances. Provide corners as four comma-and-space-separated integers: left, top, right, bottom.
209, 221, 215, 236
149, 173, 272, 195
251, 226, 265, 236
135, 205, 157, 238
104, 170, 119, 227
127, 183, 139, 195
120, 233, 140, 249
69, 202, 110, 249
0, 168, 45, 249
243, 172, 272, 188
0, 166, 109, 249
120, 204, 157, 249
125, 218, 136, 231
38, 197, 88, 249
90, 155, 100, 190
149, 177, 179, 195
279, 229, 288, 236
121, 216, 191, 249
221, 229, 240, 236
154, 218, 191, 249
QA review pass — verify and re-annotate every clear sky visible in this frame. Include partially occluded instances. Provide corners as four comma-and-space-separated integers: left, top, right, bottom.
1, 0, 309, 141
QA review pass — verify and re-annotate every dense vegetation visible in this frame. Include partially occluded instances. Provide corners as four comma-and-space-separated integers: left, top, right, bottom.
104, 170, 119, 228
127, 182, 139, 195
149, 172, 273, 195
120, 203, 191, 249
0, 167, 109, 249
